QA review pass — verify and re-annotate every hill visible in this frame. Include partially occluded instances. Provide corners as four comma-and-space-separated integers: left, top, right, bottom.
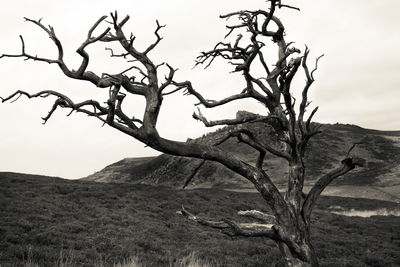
83, 117, 400, 189
1, 172, 399, 266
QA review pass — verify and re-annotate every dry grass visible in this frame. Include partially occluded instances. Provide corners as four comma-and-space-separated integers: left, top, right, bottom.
22, 245, 75, 267
173, 252, 213, 267
21, 250, 214, 267
113, 256, 142, 267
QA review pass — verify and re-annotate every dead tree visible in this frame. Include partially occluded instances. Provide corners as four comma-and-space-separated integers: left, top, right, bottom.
1, 1, 364, 266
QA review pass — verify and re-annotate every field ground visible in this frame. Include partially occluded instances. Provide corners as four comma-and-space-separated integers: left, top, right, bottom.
0, 172, 399, 266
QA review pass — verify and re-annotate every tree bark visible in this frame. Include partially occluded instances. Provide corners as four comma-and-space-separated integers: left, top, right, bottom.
278, 241, 318, 267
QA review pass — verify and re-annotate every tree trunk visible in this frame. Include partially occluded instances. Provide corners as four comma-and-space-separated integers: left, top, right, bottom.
278, 240, 319, 267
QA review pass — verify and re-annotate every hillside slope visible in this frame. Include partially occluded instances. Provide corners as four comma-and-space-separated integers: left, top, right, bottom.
84, 119, 400, 188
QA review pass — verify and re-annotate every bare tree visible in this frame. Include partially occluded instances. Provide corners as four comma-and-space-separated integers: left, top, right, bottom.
0, 1, 364, 266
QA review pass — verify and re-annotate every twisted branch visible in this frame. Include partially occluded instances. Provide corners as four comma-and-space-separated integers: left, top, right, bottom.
179, 206, 280, 239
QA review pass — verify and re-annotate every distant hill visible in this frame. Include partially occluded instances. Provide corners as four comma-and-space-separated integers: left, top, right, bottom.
83, 114, 400, 188
0, 172, 64, 183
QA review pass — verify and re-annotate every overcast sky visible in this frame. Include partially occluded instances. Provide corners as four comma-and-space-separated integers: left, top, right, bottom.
0, 0, 399, 179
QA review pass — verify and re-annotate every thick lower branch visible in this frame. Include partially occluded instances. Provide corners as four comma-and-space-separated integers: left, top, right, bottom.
238, 210, 276, 224
179, 206, 279, 239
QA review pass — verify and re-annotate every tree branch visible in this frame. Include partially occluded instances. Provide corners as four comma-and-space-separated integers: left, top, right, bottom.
179, 206, 280, 239
0, 17, 117, 88
238, 210, 276, 223
76, 16, 111, 75
144, 20, 165, 55
175, 80, 252, 107
23, 17, 65, 62
182, 159, 206, 189
298, 47, 324, 136
302, 157, 366, 222
159, 63, 178, 94
0, 35, 60, 64
1, 90, 109, 124
192, 108, 261, 127
237, 132, 290, 161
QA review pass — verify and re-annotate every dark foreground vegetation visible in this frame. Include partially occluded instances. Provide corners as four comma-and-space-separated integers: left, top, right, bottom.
0, 172, 399, 266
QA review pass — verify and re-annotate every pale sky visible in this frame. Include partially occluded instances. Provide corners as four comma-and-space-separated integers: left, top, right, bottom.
0, 0, 399, 179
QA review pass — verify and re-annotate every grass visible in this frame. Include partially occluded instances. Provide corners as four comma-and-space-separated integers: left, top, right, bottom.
113, 255, 142, 267
0, 172, 399, 266
20, 249, 213, 267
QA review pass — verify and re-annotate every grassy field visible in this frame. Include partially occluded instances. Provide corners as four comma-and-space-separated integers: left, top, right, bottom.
1, 172, 399, 266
